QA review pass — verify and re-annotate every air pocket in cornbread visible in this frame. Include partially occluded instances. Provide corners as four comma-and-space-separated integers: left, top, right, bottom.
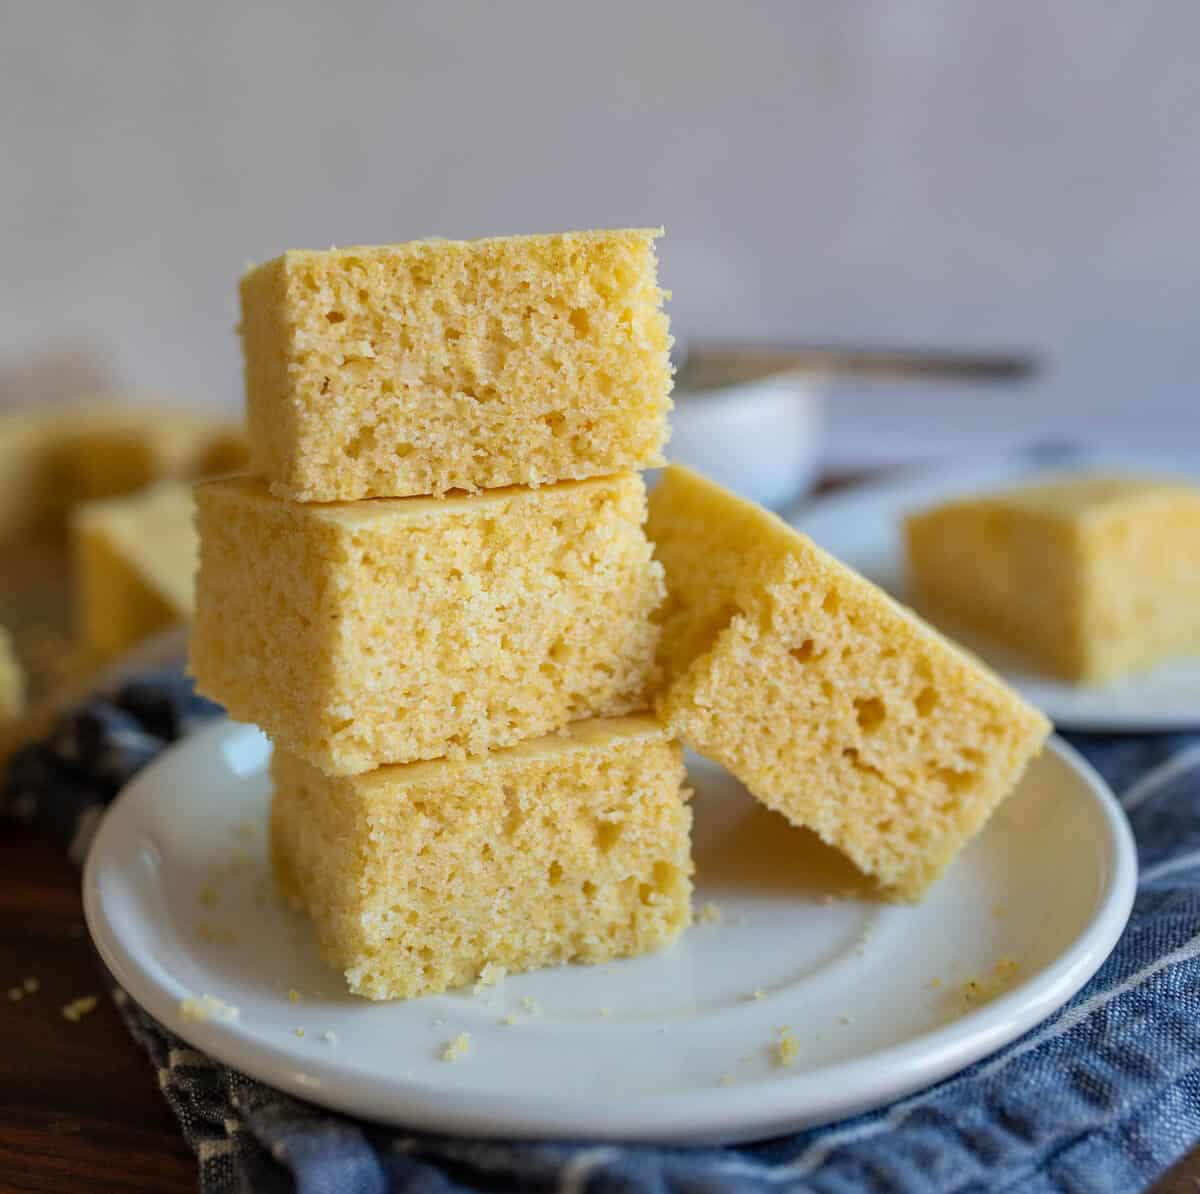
270, 717, 692, 1000
191, 472, 664, 775
240, 229, 672, 501
648, 464, 1050, 901
905, 474, 1200, 684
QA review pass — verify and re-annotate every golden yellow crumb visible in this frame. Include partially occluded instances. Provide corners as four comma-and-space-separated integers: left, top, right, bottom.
441, 1032, 471, 1062
294, 1027, 306, 1038
61, 995, 100, 1023
775, 1027, 800, 1067
599, 1007, 611, 1018
473, 963, 508, 994
199, 885, 219, 908
698, 901, 723, 925
287, 989, 301, 1003
720, 1074, 734, 1086
500, 1013, 518, 1026
751, 987, 766, 1002
179, 994, 239, 1022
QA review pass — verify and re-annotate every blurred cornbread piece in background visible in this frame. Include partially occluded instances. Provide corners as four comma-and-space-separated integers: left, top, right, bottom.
906, 474, 1200, 684
71, 481, 197, 662
0, 399, 247, 537
271, 717, 692, 1000
648, 464, 1050, 901
191, 472, 664, 775
239, 229, 672, 501
0, 628, 26, 719
49, 403, 250, 508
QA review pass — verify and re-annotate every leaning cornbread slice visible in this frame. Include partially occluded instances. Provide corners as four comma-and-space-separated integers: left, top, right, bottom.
648, 464, 1050, 901
240, 229, 672, 501
906, 474, 1200, 684
271, 717, 693, 1000
191, 473, 663, 775
71, 481, 197, 661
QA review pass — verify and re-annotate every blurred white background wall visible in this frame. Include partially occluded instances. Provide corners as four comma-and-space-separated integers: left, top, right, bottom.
3, 1, 1197, 466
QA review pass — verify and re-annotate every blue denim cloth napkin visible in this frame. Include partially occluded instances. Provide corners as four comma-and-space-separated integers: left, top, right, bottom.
4, 669, 1199, 1194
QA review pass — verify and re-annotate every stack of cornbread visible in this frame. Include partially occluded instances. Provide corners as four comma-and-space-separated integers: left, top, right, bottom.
192, 227, 1051, 1002
190, 230, 695, 999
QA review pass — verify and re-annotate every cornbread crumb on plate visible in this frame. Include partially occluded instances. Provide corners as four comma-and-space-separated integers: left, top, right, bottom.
441, 1032, 472, 1062
648, 463, 1051, 901
240, 229, 672, 501
61, 995, 100, 1022
473, 963, 508, 993
192, 472, 664, 775
698, 901, 723, 925
906, 474, 1200, 684
179, 994, 239, 1023
775, 1027, 800, 1067
270, 717, 692, 1000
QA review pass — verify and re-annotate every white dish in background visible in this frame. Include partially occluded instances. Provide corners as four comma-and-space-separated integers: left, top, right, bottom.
669, 376, 824, 510
792, 452, 1200, 733
85, 718, 1134, 1145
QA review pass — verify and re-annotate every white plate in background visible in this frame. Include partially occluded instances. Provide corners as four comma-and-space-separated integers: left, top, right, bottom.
792, 452, 1200, 733
85, 719, 1134, 1145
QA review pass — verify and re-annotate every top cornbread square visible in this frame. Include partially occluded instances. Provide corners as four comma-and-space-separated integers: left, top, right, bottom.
906, 473, 1200, 683
240, 229, 673, 501
649, 465, 1049, 901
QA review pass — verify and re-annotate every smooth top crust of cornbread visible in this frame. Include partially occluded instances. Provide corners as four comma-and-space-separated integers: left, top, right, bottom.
241, 228, 673, 501
649, 464, 1050, 901
190, 471, 664, 775
905, 473, 1200, 683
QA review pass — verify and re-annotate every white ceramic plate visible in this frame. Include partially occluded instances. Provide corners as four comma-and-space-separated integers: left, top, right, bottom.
84, 719, 1135, 1145
793, 453, 1200, 733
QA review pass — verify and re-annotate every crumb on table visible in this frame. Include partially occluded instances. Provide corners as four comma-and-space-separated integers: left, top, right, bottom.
61, 995, 100, 1023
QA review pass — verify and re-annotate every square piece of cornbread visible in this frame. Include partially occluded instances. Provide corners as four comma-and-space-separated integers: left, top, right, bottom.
648, 464, 1050, 901
240, 228, 672, 501
191, 472, 663, 774
271, 717, 693, 1000
71, 481, 197, 661
906, 473, 1200, 684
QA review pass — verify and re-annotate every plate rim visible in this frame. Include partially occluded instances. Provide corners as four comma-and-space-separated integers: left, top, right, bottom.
791, 451, 1200, 733
84, 719, 1137, 1145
